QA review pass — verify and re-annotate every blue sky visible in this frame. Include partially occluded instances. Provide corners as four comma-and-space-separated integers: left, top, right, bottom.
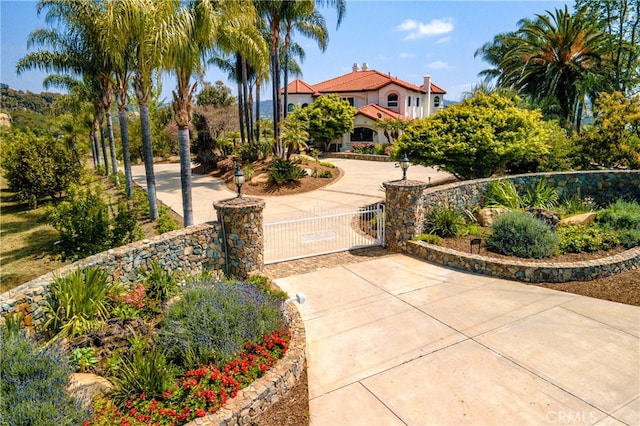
1, 0, 572, 102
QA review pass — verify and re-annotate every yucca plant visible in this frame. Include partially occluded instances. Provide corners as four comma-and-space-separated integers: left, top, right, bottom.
425, 207, 466, 237
44, 267, 113, 342
522, 179, 558, 209
108, 345, 177, 407
140, 260, 178, 304
484, 179, 523, 210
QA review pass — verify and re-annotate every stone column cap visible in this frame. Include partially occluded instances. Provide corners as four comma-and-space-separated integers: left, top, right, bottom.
383, 179, 429, 190
213, 197, 265, 211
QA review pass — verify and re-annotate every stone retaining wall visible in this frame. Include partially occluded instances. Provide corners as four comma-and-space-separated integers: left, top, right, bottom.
405, 241, 640, 283
0, 223, 224, 333
385, 170, 640, 283
325, 152, 394, 162
188, 303, 306, 426
423, 170, 640, 212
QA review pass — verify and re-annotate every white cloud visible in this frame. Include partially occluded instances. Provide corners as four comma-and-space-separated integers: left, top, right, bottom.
399, 52, 416, 59
427, 60, 450, 70
396, 18, 454, 40
436, 36, 451, 44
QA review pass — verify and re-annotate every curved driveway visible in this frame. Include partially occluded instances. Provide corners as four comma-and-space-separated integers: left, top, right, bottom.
131, 158, 452, 224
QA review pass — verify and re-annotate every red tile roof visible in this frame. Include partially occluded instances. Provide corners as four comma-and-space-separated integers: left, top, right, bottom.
284, 79, 317, 95
356, 104, 411, 121
421, 82, 447, 94
284, 69, 445, 96
313, 70, 426, 94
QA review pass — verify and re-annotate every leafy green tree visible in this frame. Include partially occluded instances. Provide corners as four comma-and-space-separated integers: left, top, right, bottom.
196, 81, 236, 108
392, 92, 553, 180
575, 0, 640, 95
0, 129, 83, 207
578, 91, 640, 168
299, 93, 355, 151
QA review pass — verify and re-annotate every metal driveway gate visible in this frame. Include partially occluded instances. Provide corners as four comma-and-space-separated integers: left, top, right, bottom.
264, 204, 384, 264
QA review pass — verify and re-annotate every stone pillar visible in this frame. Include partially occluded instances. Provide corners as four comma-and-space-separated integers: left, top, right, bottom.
213, 197, 265, 279
383, 179, 429, 251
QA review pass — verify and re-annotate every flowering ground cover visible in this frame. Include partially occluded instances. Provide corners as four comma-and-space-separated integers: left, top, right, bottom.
85, 329, 290, 426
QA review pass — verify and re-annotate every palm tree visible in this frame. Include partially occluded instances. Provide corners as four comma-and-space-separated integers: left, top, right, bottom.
257, 0, 344, 155
118, 0, 179, 221
282, 1, 328, 119
499, 6, 606, 130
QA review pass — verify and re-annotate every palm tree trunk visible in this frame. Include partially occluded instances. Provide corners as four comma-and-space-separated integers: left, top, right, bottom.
118, 108, 133, 197
256, 80, 261, 143
241, 57, 252, 144
236, 55, 246, 145
91, 129, 100, 167
178, 126, 193, 227
106, 109, 119, 184
139, 103, 159, 221
100, 123, 110, 176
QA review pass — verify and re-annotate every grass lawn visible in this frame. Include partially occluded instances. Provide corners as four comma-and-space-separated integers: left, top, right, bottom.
0, 174, 68, 293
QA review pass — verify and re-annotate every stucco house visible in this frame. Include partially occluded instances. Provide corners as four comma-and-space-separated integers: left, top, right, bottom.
282, 62, 446, 151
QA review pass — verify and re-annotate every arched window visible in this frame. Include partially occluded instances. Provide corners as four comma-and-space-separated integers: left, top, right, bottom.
387, 93, 398, 108
416, 97, 420, 107
434, 96, 440, 108
407, 96, 412, 107
287, 103, 295, 112
351, 127, 375, 142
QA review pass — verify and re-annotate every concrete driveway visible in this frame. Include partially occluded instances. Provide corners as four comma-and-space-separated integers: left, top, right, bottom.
274, 253, 640, 426
131, 158, 452, 224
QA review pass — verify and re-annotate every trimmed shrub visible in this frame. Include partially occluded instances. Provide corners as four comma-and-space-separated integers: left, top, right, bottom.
597, 200, 640, 231
0, 332, 89, 425
487, 211, 558, 258
156, 279, 284, 370
425, 207, 466, 238
557, 225, 620, 254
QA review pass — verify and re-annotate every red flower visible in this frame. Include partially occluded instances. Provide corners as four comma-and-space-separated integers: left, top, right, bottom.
196, 408, 207, 417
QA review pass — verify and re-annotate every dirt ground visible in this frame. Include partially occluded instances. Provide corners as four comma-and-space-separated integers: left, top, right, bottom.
203, 158, 341, 197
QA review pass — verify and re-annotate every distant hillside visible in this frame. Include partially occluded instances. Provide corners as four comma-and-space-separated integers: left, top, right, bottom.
444, 99, 459, 107
256, 99, 273, 119
0, 83, 62, 114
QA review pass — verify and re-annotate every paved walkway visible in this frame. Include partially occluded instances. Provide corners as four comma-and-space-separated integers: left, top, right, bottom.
274, 252, 640, 426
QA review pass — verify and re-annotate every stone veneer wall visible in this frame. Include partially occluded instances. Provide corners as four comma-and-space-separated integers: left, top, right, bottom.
384, 170, 640, 283
325, 152, 394, 162
422, 170, 640, 212
187, 304, 306, 426
405, 241, 640, 283
0, 223, 224, 333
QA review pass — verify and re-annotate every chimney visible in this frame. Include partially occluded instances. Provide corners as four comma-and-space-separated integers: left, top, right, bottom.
423, 75, 431, 90
352, 63, 360, 72
424, 75, 432, 116
362, 62, 369, 71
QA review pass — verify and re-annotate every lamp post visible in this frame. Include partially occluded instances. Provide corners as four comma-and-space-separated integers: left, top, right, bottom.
400, 153, 410, 180
234, 162, 245, 197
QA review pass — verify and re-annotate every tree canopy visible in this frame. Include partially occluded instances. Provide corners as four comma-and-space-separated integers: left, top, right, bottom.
296, 93, 355, 151
392, 93, 555, 180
